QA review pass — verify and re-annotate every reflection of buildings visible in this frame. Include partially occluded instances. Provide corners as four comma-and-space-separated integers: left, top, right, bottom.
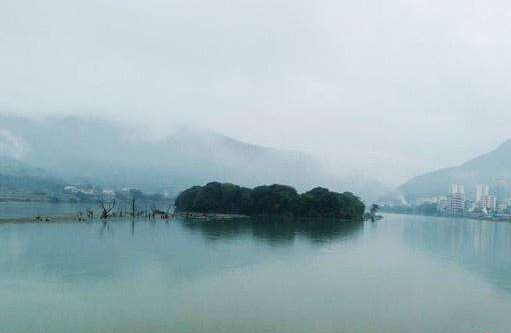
403, 217, 511, 292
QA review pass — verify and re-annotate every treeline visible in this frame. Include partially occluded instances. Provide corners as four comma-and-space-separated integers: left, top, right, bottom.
175, 182, 365, 220
380, 203, 438, 216
113, 189, 166, 202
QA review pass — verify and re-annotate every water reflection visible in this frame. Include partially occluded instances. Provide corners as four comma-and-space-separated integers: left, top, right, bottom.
0, 218, 363, 286
0, 201, 95, 220
402, 216, 511, 291
2, 215, 511, 332
179, 218, 364, 246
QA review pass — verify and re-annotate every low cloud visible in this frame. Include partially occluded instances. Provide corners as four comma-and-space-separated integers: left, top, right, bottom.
0, 128, 30, 159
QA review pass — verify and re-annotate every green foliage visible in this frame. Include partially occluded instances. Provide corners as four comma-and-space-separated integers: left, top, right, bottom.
129, 189, 145, 199
175, 182, 252, 214
175, 182, 365, 220
297, 187, 343, 218
114, 188, 166, 203
248, 185, 299, 216
415, 203, 438, 215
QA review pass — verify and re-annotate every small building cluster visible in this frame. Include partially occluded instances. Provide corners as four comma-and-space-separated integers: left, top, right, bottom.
411, 183, 511, 219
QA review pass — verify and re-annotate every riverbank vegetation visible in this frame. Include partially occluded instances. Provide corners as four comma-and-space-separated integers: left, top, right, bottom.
175, 182, 365, 220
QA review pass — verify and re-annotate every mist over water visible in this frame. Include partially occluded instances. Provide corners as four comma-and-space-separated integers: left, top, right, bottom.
3, 1, 511, 185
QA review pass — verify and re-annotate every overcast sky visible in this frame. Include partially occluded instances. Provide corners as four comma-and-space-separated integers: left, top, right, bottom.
1, 0, 511, 186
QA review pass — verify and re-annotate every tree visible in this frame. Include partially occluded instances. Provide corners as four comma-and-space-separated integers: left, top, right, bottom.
297, 187, 342, 218
368, 204, 380, 222
248, 184, 299, 216
128, 197, 137, 217
175, 182, 366, 220
98, 198, 116, 219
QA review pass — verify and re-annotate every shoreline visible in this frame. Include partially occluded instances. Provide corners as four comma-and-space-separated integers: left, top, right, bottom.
0, 212, 365, 224
0, 212, 251, 224
383, 211, 511, 223
174, 212, 252, 221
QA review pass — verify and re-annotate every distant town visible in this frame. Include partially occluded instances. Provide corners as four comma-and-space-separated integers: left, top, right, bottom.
382, 183, 511, 221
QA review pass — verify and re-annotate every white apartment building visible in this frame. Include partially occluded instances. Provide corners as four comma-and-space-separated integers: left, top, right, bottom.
451, 184, 465, 195
476, 184, 489, 203
481, 195, 497, 211
447, 193, 465, 214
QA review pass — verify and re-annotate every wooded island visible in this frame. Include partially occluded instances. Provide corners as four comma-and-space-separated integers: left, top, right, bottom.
175, 182, 365, 220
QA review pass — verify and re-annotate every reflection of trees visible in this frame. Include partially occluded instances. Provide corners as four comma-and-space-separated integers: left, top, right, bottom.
179, 217, 364, 246
179, 219, 252, 241
403, 218, 511, 292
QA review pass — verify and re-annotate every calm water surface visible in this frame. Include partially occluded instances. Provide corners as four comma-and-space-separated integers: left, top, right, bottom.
1, 213, 510, 333
0, 201, 95, 219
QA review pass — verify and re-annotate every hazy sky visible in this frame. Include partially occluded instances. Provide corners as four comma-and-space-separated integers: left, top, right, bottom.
1, 0, 511, 186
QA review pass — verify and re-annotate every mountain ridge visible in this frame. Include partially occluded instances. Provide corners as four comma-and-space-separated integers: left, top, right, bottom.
0, 115, 388, 202
383, 139, 511, 204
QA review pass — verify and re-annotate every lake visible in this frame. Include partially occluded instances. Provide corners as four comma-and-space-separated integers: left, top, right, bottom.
0, 201, 94, 220
1, 212, 510, 333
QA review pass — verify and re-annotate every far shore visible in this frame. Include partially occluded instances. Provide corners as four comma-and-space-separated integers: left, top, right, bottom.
0, 211, 369, 224
0, 212, 251, 224
383, 211, 511, 223
174, 212, 251, 220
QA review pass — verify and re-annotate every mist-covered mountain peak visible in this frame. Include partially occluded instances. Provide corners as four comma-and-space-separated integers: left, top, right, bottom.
0, 114, 387, 202
0, 155, 47, 177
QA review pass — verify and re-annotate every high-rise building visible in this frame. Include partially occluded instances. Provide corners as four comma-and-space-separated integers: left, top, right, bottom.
445, 184, 466, 214
451, 184, 465, 195
447, 192, 465, 214
481, 195, 497, 211
488, 195, 497, 211
476, 184, 489, 203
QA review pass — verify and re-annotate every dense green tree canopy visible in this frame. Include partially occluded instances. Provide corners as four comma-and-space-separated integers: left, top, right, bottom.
175, 182, 365, 220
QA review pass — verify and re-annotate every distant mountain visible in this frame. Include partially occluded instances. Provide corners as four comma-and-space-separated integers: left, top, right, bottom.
383, 139, 511, 204
0, 155, 45, 177
0, 155, 65, 199
0, 115, 387, 202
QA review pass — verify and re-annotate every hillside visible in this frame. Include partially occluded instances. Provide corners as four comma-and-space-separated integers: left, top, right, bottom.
0, 156, 65, 200
0, 155, 45, 177
0, 115, 387, 202
384, 139, 511, 204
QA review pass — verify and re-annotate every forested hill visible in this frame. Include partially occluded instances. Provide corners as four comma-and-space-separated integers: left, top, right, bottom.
175, 182, 366, 220
382, 139, 511, 204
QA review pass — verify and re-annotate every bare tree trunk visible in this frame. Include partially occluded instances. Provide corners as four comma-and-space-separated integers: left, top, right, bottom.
98, 199, 116, 219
